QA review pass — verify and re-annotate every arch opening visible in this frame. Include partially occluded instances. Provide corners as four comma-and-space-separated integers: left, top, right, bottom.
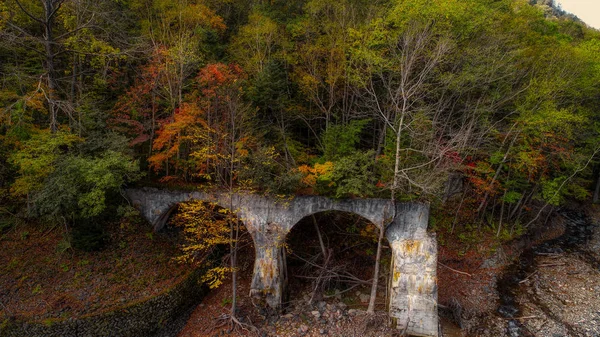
284, 210, 392, 313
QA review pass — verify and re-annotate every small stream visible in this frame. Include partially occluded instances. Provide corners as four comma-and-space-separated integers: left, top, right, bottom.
495, 210, 597, 337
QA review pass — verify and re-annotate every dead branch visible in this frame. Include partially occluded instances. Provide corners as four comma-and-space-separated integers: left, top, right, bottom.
291, 252, 370, 285
519, 270, 538, 284
312, 215, 328, 262
438, 262, 472, 277
309, 248, 332, 304
294, 274, 372, 285
538, 263, 566, 267
323, 282, 363, 298
503, 316, 538, 320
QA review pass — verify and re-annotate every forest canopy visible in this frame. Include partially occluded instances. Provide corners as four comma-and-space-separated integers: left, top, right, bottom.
1, 0, 599, 233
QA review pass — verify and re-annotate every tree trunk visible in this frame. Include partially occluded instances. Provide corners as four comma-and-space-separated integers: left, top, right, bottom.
149, 91, 156, 158
368, 109, 405, 314
477, 130, 519, 214
70, 54, 77, 103
43, 0, 59, 133
374, 121, 387, 158
497, 191, 506, 237
230, 218, 239, 315
312, 215, 328, 261
367, 221, 385, 314
593, 168, 600, 204
44, 37, 58, 133
229, 106, 238, 317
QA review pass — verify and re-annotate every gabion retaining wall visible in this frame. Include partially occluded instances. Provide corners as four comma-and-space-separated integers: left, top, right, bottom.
0, 270, 205, 337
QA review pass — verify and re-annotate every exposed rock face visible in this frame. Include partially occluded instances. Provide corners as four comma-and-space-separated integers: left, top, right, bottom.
126, 187, 439, 336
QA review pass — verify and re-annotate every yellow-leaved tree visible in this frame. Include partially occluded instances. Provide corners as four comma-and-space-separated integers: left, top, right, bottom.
171, 200, 237, 289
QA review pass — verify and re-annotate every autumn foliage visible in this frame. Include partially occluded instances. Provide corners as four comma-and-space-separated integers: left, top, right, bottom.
1, 0, 600, 244
148, 63, 248, 183
170, 200, 238, 289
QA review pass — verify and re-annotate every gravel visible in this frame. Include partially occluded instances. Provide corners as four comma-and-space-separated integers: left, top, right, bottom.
472, 209, 600, 337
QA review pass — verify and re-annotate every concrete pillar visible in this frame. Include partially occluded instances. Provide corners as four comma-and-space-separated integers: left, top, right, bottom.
389, 235, 438, 336
387, 204, 438, 337
248, 228, 287, 311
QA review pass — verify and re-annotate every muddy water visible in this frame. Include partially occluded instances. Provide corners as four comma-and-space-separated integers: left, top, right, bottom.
495, 210, 597, 337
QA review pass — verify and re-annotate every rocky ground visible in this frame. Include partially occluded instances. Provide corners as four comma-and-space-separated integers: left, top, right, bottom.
515, 212, 600, 337
517, 253, 600, 336
270, 293, 397, 337
469, 207, 600, 337
178, 272, 398, 337
472, 252, 600, 337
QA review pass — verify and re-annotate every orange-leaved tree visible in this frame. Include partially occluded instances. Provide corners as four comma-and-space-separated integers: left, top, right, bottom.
149, 63, 252, 184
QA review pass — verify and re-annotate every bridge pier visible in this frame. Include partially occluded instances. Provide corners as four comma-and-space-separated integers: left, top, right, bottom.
388, 235, 438, 336
247, 228, 287, 311
386, 205, 438, 337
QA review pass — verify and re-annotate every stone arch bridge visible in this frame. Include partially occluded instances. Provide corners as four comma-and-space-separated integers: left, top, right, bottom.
126, 188, 438, 337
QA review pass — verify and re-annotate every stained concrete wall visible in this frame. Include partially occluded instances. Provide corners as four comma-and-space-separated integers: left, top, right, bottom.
386, 204, 438, 337
126, 188, 438, 336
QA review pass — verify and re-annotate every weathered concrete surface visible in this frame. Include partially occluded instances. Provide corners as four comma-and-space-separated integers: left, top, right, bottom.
126, 187, 438, 336
387, 204, 438, 336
